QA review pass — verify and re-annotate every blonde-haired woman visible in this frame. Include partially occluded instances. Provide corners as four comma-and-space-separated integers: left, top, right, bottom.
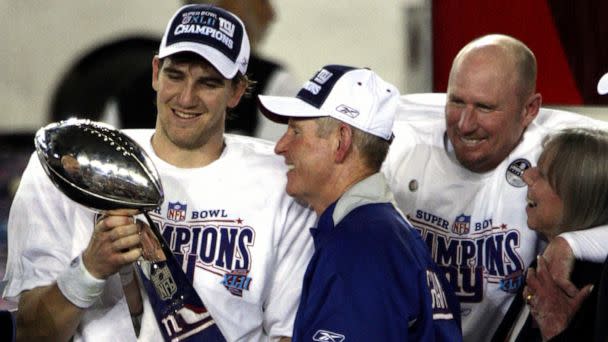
494, 127, 608, 341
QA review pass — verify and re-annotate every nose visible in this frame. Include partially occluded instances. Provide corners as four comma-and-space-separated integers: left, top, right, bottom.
458, 106, 478, 133
274, 131, 289, 156
176, 83, 198, 108
522, 167, 538, 187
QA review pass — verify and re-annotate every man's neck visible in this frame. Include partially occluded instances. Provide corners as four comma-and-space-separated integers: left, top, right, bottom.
311, 166, 375, 215
151, 133, 225, 168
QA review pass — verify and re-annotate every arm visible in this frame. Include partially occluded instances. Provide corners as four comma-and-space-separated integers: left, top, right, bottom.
559, 225, 608, 263
263, 198, 316, 340
542, 237, 575, 281
15, 211, 143, 341
543, 226, 608, 282
17, 285, 83, 342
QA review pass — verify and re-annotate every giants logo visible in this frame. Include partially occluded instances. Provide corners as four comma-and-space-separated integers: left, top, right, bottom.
160, 305, 217, 340
218, 17, 235, 37
314, 69, 333, 84
303, 81, 322, 95
409, 212, 524, 303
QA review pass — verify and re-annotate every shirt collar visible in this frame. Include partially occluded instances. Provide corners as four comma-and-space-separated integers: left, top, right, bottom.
330, 172, 394, 226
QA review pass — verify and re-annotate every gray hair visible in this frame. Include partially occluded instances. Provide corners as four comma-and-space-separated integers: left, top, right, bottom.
315, 117, 390, 171
541, 127, 608, 231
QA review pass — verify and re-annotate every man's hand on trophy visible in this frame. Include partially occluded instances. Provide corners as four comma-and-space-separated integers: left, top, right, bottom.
139, 220, 167, 262
83, 209, 143, 279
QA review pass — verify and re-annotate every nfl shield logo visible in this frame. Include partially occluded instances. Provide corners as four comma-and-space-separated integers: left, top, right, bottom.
167, 202, 187, 222
151, 264, 178, 301
452, 214, 470, 235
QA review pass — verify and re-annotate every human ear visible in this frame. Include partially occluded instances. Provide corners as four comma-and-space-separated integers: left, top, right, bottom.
335, 123, 353, 163
227, 79, 247, 109
522, 93, 542, 127
151, 56, 161, 92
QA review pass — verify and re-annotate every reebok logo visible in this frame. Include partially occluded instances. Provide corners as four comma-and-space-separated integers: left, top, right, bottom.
312, 330, 345, 342
335, 104, 359, 118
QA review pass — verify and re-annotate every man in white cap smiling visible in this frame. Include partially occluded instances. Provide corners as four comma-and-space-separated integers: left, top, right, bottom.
259, 65, 462, 341
3, 4, 315, 341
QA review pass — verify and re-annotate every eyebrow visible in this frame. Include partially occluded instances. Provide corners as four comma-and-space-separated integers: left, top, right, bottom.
163, 65, 225, 84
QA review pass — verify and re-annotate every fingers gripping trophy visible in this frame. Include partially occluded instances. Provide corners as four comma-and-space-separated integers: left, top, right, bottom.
35, 118, 225, 341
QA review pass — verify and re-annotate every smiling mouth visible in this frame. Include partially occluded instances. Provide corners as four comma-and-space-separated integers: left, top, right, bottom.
459, 136, 484, 146
286, 164, 295, 171
173, 109, 201, 119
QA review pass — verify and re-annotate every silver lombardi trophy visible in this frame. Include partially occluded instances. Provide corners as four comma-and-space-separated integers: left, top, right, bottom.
35, 118, 225, 341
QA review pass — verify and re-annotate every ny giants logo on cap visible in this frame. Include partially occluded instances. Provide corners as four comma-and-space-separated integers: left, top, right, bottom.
302, 82, 322, 95
314, 69, 334, 84
219, 18, 236, 36
300, 67, 349, 99
302, 69, 335, 95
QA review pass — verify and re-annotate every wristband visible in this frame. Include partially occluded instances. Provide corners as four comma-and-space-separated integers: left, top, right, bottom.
57, 255, 106, 308
119, 264, 135, 286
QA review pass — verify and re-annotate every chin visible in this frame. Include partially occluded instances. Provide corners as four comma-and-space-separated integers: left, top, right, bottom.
285, 184, 298, 198
455, 155, 484, 172
527, 221, 549, 238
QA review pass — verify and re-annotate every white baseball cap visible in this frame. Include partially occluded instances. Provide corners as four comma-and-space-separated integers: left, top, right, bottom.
258, 65, 400, 141
598, 72, 608, 95
159, 5, 250, 78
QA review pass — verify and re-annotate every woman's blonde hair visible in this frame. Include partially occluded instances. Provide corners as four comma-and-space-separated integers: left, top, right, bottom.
541, 127, 608, 231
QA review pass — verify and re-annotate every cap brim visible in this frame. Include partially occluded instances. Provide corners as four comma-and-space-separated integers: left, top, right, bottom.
159, 43, 239, 79
598, 72, 608, 95
258, 95, 327, 124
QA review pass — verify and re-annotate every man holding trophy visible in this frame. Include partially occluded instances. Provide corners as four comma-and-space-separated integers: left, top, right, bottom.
2, 4, 315, 341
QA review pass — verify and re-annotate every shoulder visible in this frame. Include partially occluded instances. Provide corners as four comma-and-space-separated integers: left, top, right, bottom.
121, 128, 153, 141
389, 95, 446, 159
121, 128, 154, 150
535, 107, 608, 130
224, 134, 278, 158
331, 204, 420, 261
223, 134, 288, 174
18, 152, 60, 192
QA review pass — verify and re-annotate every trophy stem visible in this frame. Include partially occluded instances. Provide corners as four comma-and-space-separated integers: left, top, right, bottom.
137, 211, 226, 341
